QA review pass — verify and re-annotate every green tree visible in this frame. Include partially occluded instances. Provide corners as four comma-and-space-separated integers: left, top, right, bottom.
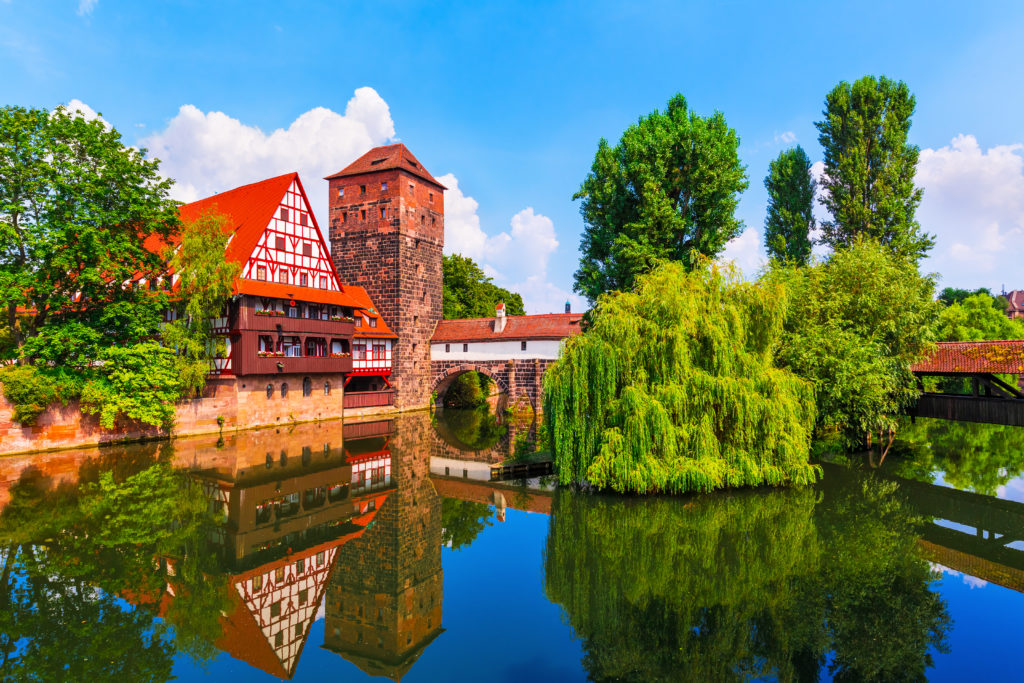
816, 76, 934, 260
161, 211, 241, 395
440, 498, 494, 551
767, 239, 937, 448
545, 259, 818, 494
0, 104, 178, 353
937, 286, 995, 308
934, 292, 1024, 341
442, 254, 525, 319
764, 145, 816, 264
573, 94, 748, 302
79, 343, 185, 429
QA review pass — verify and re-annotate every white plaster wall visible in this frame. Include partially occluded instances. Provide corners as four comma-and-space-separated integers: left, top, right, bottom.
430, 457, 492, 481
430, 339, 562, 361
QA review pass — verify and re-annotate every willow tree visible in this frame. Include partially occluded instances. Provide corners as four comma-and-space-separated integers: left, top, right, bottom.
544, 260, 818, 494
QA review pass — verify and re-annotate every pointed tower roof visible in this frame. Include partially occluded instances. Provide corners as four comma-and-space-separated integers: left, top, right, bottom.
325, 143, 446, 189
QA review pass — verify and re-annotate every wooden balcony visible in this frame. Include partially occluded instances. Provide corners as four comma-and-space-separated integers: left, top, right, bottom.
234, 354, 353, 376
343, 390, 395, 409
241, 312, 355, 337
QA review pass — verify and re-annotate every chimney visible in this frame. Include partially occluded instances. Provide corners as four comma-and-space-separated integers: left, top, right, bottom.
495, 301, 506, 333
565, 300, 571, 314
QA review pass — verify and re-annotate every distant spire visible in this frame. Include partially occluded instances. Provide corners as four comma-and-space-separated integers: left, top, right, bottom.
565, 300, 571, 314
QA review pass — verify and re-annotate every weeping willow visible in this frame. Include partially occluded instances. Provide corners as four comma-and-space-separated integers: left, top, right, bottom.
544, 260, 819, 493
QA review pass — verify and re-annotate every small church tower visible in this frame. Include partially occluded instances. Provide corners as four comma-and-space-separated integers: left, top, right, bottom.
326, 145, 445, 409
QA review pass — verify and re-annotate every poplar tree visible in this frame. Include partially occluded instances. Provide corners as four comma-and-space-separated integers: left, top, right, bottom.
815, 76, 933, 260
764, 146, 815, 264
573, 94, 748, 303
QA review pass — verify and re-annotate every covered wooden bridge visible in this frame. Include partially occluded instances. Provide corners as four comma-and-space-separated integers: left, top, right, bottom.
911, 340, 1024, 426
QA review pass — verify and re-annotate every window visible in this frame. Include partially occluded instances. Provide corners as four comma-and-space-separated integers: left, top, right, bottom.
296, 558, 305, 574
445, 343, 450, 353
270, 601, 281, 618
276, 236, 285, 250
252, 574, 263, 592
280, 383, 288, 398
278, 270, 288, 284
360, 209, 366, 220
342, 211, 347, 223
302, 377, 312, 397
379, 207, 386, 220
521, 341, 527, 351
275, 632, 283, 647
373, 343, 385, 360
256, 266, 267, 281
275, 567, 284, 582
463, 343, 468, 352
299, 273, 308, 287
338, 187, 344, 198
360, 184, 366, 195
287, 304, 298, 317
303, 243, 312, 257
317, 551, 325, 565
370, 317, 377, 328
420, 215, 425, 225
353, 343, 366, 360
429, 192, 433, 203
409, 183, 414, 192
279, 208, 288, 221
324, 381, 331, 396
381, 182, 387, 191
295, 624, 303, 637
355, 316, 362, 328
300, 213, 308, 226
266, 384, 274, 398
319, 276, 328, 289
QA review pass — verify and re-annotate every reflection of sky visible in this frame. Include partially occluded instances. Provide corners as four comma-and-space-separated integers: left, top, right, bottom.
931, 468, 1024, 504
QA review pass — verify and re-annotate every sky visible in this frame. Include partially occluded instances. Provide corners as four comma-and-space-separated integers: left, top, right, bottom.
2, 1, 1023, 313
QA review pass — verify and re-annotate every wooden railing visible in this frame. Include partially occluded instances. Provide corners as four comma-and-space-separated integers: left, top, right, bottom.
343, 390, 395, 409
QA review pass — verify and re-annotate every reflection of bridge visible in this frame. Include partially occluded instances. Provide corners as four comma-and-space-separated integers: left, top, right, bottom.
912, 340, 1024, 426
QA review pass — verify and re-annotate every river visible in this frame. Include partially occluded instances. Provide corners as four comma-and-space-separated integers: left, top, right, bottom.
1, 410, 1022, 681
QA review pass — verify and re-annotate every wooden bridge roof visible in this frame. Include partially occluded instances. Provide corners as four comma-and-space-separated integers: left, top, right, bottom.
912, 340, 1024, 374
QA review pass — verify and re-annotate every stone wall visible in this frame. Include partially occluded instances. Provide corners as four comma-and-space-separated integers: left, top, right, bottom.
430, 358, 554, 413
0, 372, 348, 456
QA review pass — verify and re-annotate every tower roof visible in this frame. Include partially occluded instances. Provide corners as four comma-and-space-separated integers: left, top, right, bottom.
325, 143, 446, 189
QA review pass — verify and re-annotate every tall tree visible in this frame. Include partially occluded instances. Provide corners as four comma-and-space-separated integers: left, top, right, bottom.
764, 145, 815, 264
442, 254, 525, 318
572, 94, 748, 302
815, 76, 933, 259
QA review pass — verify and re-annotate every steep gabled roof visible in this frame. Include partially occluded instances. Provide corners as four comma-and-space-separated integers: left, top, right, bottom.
324, 144, 446, 189
431, 313, 583, 343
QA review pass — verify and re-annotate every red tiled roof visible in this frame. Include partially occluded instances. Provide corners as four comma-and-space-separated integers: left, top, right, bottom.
238, 279, 363, 309
324, 144, 446, 189
911, 340, 1024, 374
431, 313, 583, 343
1007, 291, 1024, 313
344, 285, 397, 338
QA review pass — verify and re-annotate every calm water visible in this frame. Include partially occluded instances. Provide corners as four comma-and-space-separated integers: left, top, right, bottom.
2, 410, 1024, 682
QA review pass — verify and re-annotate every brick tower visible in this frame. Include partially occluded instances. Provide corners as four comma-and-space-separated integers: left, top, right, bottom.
326, 145, 445, 410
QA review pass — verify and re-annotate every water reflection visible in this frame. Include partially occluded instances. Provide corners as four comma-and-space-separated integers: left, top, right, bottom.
1, 412, 1024, 680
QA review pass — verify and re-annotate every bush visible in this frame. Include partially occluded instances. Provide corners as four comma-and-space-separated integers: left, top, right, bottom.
0, 365, 82, 425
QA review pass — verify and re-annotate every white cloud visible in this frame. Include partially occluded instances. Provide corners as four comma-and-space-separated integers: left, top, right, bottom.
77, 0, 97, 16
719, 227, 766, 278
142, 87, 396, 228
440, 174, 583, 314
775, 131, 797, 144
64, 98, 103, 122
917, 134, 1024, 289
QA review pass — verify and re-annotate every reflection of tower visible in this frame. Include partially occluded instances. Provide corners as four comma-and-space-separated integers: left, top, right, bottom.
323, 415, 443, 680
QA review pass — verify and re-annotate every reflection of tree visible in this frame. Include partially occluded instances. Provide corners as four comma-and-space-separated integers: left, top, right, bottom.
544, 470, 949, 682
434, 406, 507, 451
0, 457, 228, 680
441, 498, 494, 551
889, 417, 1024, 495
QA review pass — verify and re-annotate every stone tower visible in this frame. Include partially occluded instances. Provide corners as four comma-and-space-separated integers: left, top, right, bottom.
326, 144, 445, 410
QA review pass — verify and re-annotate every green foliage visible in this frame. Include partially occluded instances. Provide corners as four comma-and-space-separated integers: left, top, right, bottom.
545, 260, 819, 494
816, 76, 934, 260
934, 292, 1024, 342
433, 404, 507, 451
573, 93, 749, 302
440, 498, 494, 551
543, 467, 949, 681
0, 364, 82, 425
444, 370, 491, 408
161, 211, 241, 395
764, 145, 815, 265
937, 286, 996, 308
80, 343, 184, 429
0, 104, 178, 349
442, 253, 525, 319
768, 239, 937, 445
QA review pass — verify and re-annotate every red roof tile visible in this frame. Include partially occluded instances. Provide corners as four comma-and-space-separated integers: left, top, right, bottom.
431, 313, 583, 343
236, 279, 363, 309
911, 340, 1024, 374
344, 285, 397, 338
324, 144, 446, 189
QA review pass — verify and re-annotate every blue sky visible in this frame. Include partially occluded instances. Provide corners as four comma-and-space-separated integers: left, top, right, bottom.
3, 1, 1023, 312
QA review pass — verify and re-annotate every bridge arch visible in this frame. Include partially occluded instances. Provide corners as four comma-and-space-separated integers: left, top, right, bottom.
431, 363, 510, 408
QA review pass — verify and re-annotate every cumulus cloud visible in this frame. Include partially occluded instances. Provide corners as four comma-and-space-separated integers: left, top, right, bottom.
77, 0, 97, 16
64, 98, 103, 123
142, 87, 396, 227
719, 227, 766, 278
917, 135, 1024, 289
774, 131, 797, 144
440, 173, 583, 313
